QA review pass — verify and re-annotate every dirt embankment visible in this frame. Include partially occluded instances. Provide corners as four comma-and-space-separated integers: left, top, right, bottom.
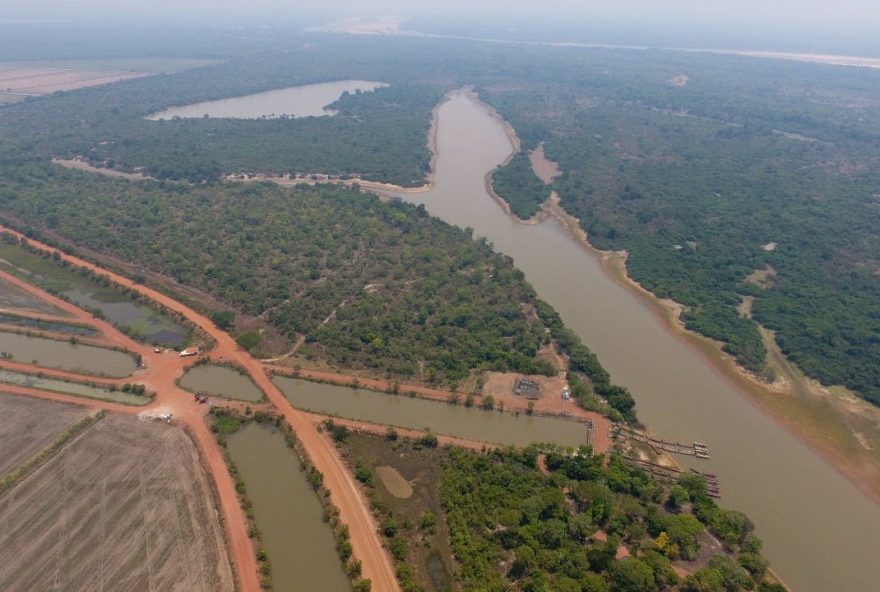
0, 225, 400, 592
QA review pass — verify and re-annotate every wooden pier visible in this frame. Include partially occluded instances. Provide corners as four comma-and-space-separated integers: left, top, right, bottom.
612, 424, 711, 459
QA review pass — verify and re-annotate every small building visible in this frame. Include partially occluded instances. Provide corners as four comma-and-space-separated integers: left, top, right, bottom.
179, 347, 200, 357
513, 377, 541, 400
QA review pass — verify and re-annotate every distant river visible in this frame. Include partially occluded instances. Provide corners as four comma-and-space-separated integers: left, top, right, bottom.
389, 90, 880, 592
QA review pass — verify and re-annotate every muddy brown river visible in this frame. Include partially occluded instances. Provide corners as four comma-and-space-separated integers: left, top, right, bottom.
386, 90, 880, 592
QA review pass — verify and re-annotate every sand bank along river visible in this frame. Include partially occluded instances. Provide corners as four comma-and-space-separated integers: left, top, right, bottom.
385, 90, 880, 592
147, 80, 387, 120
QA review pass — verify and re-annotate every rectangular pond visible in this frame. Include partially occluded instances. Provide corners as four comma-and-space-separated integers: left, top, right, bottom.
226, 423, 351, 591
179, 364, 263, 402
0, 331, 136, 377
0, 369, 149, 405
273, 376, 590, 449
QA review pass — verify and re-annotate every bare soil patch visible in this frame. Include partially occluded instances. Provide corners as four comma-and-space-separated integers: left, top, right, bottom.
528, 142, 562, 184
0, 392, 87, 477
0, 413, 234, 592
377, 465, 414, 499
745, 265, 777, 289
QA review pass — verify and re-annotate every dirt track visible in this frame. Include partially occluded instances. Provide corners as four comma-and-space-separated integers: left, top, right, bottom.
1, 227, 400, 592
0, 252, 260, 591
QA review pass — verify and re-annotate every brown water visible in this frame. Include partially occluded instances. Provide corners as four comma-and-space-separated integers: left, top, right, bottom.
0, 331, 135, 377
387, 90, 880, 592
179, 365, 262, 402
0, 369, 148, 405
226, 423, 351, 592
147, 80, 388, 120
274, 376, 589, 448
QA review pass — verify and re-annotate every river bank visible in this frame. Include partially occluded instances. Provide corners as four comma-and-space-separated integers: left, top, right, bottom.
464, 88, 880, 507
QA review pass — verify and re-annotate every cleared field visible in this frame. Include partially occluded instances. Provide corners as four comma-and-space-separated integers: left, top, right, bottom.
2, 57, 217, 74
0, 67, 146, 95
0, 392, 87, 477
0, 413, 234, 591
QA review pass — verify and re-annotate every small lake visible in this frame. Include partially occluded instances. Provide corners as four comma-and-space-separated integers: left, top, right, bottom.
0, 331, 136, 377
0, 369, 149, 405
273, 376, 589, 448
179, 364, 263, 402
147, 80, 388, 120
226, 423, 351, 592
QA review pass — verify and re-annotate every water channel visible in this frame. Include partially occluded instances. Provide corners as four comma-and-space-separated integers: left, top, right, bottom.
274, 376, 589, 448
147, 80, 388, 120
385, 90, 880, 592
0, 369, 149, 405
226, 423, 351, 592
0, 331, 135, 377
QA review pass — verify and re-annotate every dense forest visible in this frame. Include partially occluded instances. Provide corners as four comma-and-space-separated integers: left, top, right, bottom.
443, 446, 784, 592
338, 430, 782, 592
491, 153, 551, 219
0, 164, 566, 385
1, 30, 879, 403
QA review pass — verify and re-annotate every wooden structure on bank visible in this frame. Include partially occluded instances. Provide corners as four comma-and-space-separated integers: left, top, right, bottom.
621, 455, 721, 499
612, 424, 710, 459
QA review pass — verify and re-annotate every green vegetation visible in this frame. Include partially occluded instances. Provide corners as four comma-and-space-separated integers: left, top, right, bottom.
0, 167, 563, 386
491, 153, 550, 219
2, 33, 875, 402
443, 444, 780, 592
474, 50, 880, 404
335, 432, 459, 592
337, 430, 780, 592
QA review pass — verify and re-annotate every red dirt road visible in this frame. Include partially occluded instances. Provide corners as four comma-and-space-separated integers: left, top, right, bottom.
1, 227, 400, 592
0, 261, 260, 591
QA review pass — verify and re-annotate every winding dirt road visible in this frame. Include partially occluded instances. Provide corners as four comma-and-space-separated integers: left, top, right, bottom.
0, 227, 401, 592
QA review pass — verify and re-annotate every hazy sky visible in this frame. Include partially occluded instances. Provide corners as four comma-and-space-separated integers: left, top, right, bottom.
4, 0, 879, 29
